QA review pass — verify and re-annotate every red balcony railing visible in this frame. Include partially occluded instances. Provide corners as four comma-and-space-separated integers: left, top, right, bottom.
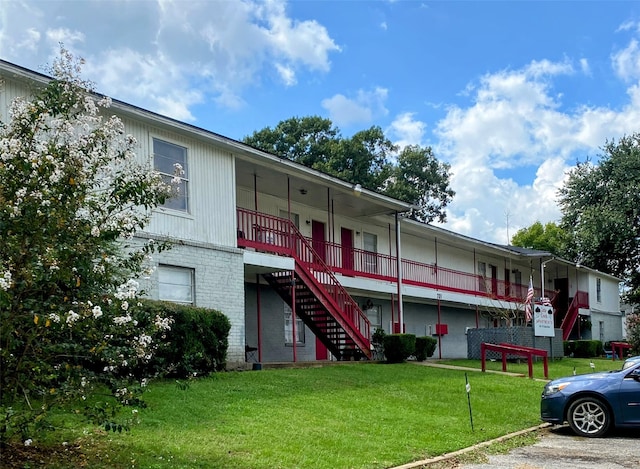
237, 208, 543, 303
237, 208, 371, 346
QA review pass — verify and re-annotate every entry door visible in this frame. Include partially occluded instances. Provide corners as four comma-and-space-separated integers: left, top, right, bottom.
312, 220, 326, 263
504, 268, 511, 298
341, 227, 354, 272
315, 336, 328, 360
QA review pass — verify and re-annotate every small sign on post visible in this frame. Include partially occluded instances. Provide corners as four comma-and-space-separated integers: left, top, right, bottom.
533, 303, 555, 337
465, 373, 474, 432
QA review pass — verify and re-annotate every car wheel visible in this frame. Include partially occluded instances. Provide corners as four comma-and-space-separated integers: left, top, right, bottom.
567, 397, 611, 437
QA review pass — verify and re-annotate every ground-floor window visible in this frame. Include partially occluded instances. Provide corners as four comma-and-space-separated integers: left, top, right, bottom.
284, 304, 305, 345
158, 265, 194, 304
364, 302, 382, 331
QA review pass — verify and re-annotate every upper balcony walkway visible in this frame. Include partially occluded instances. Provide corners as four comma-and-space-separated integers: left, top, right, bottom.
237, 208, 536, 304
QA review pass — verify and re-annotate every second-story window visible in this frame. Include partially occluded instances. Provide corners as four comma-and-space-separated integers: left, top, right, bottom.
477, 261, 487, 292
363, 232, 377, 273
596, 278, 601, 302
153, 138, 189, 212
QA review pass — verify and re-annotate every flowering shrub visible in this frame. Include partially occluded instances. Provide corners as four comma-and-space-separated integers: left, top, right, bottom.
627, 312, 640, 355
0, 49, 176, 443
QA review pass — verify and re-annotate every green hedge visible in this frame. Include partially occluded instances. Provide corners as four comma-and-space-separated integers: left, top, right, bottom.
414, 336, 437, 361
563, 339, 603, 358
137, 300, 231, 377
382, 334, 416, 363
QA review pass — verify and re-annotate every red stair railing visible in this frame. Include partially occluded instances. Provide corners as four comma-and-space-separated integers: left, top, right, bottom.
560, 291, 589, 340
237, 208, 371, 354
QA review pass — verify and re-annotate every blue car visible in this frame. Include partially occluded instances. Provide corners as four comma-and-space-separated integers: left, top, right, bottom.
540, 358, 640, 437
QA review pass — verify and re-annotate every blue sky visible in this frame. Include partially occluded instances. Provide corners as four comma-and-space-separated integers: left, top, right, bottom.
2, 1, 640, 244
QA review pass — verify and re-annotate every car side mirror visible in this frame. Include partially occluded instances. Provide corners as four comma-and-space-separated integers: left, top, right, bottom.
631, 369, 640, 382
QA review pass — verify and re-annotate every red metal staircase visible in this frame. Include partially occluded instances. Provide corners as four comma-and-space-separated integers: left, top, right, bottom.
560, 291, 589, 340
237, 209, 371, 359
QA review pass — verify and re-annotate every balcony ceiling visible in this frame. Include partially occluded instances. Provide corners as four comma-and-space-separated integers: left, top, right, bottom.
235, 156, 410, 219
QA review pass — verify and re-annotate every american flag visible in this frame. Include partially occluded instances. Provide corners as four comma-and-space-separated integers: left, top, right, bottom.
525, 275, 534, 323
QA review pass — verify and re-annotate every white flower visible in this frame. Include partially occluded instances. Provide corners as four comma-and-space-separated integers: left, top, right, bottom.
92, 305, 102, 318
24, 439, 32, 446
154, 314, 173, 331
91, 226, 100, 237
0, 270, 12, 291
113, 314, 132, 326
66, 310, 80, 325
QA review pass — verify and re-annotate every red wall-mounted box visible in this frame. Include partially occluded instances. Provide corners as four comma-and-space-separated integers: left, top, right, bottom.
435, 323, 448, 336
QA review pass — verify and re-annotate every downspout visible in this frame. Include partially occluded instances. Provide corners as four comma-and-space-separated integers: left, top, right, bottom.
256, 274, 262, 362
395, 212, 403, 331
287, 176, 292, 253
291, 272, 297, 363
288, 178, 297, 363
253, 173, 258, 211
437, 293, 442, 359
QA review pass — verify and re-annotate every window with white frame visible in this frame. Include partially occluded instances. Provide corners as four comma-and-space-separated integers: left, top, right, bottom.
153, 138, 189, 212
596, 278, 602, 302
363, 232, 378, 273
284, 304, 305, 345
364, 303, 382, 331
158, 265, 194, 304
477, 261, 487, 292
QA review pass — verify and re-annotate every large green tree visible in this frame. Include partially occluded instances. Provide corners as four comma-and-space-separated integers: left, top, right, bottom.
383, 145, 454, 223
243, 116, 454, 223
510, 221, 568, 257
242, 116, 338, 169
558, 134, 640, 303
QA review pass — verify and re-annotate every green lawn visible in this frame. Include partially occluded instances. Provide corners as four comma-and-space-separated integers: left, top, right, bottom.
10, 362, 548, 469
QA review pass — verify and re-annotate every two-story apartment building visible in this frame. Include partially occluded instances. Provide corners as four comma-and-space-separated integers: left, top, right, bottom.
1, 59, 625, 366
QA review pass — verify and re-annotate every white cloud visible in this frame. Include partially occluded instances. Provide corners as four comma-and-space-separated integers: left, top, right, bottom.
321, 87, 388, 127
275, 63, 297, 86
434, 53, 640, 243
612, 38, 640, 81
579, 58, 591, 75
387, 112, 426, 148
0, 0, 340, 121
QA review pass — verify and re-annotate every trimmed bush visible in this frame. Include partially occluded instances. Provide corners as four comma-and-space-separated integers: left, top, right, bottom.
383, 334, 416, 363
564, 340, 602, 358
415, 336, 437, 361
136, 300, 231, 377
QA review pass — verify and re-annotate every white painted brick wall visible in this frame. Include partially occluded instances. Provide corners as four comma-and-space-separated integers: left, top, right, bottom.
134, 235, 246, 366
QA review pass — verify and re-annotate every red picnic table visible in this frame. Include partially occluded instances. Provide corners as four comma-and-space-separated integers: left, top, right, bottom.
610, 341, 631, 361
480, 342, 549, 379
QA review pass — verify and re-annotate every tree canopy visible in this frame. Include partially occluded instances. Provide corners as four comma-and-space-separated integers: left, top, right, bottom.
243, 116, 454, 223
558, 134, 640, 303
510, 221, 568, 257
